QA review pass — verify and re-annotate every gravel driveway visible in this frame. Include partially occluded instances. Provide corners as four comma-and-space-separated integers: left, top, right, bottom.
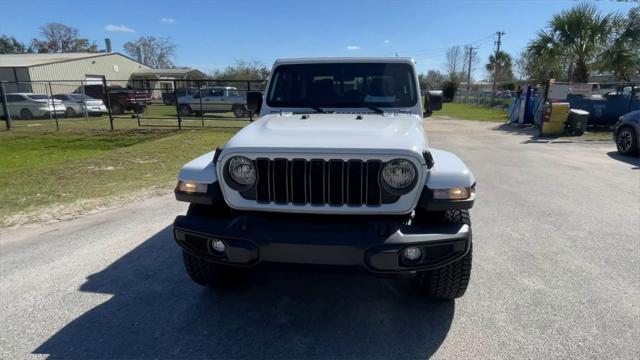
1, 119, 638, 359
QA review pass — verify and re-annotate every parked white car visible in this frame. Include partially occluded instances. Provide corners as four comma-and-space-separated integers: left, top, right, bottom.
53, 94, 107, 117
173, 57, 477, 300
0, 93, 66, 119
177, 86, 248, 118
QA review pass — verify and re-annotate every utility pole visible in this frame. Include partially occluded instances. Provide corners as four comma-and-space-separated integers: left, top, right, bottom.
465, 46, 477, 93
492, 31, 506, 94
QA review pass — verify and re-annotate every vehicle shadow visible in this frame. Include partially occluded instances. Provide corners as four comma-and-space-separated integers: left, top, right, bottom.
34, 226, 455, 359
607, 151, 640, 169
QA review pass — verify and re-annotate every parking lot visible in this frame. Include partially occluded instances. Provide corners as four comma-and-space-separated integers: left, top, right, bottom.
0, 118, 638, 359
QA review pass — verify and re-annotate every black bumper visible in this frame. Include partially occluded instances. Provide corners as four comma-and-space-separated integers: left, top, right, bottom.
173, 213, 471, 274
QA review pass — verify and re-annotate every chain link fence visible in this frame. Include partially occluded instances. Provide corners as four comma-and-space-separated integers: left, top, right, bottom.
1, 79, 267, 131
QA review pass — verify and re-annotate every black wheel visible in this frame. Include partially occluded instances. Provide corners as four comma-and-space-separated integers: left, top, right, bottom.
616, 126, 638, 156
20, 108, 33, 120
232, 104, 248, 118
179, 104, 193, 116
416, 209, 473, 300
65, 107, 76, 117
111, 103, 124, 115
182, 250, 248, 287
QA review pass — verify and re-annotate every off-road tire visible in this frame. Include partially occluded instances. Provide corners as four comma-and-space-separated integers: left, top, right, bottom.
616, 126, 638, 156
416, 209, 473, 300
182, 250, 248, 287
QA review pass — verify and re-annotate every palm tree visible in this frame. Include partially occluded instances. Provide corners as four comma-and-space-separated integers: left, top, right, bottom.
485, 51, 514, 86
526, 2, 617, 82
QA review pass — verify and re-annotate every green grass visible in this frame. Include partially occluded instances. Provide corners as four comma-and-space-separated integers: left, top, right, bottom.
0, 127, 237, 225
437, 102, 509, 122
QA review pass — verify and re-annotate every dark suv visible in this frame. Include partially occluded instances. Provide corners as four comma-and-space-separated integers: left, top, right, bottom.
74, 85, 150, 114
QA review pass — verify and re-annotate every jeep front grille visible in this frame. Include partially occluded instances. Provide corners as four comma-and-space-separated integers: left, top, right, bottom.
243, 158, 399, 206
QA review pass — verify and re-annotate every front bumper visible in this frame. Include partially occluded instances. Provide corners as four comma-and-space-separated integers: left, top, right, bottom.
173, 213, 471, 274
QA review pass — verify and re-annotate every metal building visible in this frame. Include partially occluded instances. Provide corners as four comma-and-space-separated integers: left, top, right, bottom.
0, 52, 150, 93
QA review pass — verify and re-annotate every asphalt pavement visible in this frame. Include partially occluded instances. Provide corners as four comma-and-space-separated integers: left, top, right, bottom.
1, 119, 638, 359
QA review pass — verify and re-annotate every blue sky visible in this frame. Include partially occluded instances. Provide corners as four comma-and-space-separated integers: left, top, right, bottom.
0, 0, 635, 79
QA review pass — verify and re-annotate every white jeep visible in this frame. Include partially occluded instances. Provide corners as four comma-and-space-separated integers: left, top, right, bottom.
173, 57, 476, 299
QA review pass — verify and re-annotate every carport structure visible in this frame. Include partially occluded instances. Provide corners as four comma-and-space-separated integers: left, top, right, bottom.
130, 68, 208, 100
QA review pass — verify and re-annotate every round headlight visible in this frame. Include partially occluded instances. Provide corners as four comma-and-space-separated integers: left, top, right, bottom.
228, 156, 256, 186
381, 159, 416, 189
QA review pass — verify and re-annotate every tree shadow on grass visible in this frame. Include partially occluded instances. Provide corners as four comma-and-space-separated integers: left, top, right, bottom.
34, 226, 455, 359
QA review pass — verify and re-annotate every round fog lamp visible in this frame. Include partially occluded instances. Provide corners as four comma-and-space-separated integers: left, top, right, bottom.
211, 239, 226, 253
403, 246, 422, 261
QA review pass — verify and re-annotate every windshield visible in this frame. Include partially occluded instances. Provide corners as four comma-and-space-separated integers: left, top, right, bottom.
27, 94, 50, 100
266, 63, 417, 108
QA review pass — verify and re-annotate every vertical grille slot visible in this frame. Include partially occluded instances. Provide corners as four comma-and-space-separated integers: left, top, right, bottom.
347, 160, 363, 205
309, 160, 325, 205
255, 158, 270, 203
247, 157, 394, 207
290, 159, 307, 204
365, 160, 382, 206
328, 160, 344, 205
272, 158, 289, 204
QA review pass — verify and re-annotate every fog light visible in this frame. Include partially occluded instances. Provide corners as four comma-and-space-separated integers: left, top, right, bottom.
403, 246, 422, 261
211, 239, 226, 253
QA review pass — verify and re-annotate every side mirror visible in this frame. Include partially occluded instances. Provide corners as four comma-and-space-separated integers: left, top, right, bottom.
423, 91, 443, 117
247, 91, 263, 113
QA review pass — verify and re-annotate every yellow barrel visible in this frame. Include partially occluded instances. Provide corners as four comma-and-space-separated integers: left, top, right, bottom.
541, 102, 570, 136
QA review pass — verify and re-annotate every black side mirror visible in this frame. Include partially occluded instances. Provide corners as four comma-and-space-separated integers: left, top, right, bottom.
423, 90, 443, 117
247, 91, 263, 113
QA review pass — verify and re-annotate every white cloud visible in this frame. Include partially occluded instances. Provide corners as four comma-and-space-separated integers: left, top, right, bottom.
346, 45, 361, 50
383, 39, 390, 44
104, 24, 135, 33
161, 17, 175, 24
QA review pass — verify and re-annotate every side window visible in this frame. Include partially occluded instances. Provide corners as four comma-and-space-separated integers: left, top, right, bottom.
6, 95, 23, 103
212, 89, 224, 97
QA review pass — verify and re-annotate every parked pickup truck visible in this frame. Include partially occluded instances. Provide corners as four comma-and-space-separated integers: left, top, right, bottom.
74, 84, 150, 115
172, 57, 476, 299
177, 86, 248, 118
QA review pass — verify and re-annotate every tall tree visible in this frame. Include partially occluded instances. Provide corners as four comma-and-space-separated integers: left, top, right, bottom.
123, 36, 176, 68
444, 46, 466, 85
598, 6, 640, 81
0, 35, 28, 54
485, 51, 514, 85
526, 2, 639, 82
418, 69, 446, 90
30, 23, 97, 53
210, 60, 270, 81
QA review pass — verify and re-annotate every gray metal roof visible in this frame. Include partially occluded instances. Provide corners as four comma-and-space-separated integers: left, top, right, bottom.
0, 52, 138, 67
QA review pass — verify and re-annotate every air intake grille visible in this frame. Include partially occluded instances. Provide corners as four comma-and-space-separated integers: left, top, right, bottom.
245, 158, 399, 206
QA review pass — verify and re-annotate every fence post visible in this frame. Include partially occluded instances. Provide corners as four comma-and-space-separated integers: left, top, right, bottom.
102, 78, 114, 131
174, 79, 182, 129
80, 80, 88, 120
199, 83, 204, 126
48, 81, 59, 131
1, 82, 11, 130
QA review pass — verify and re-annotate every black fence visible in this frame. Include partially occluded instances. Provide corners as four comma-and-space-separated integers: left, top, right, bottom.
0, 79, 267, 131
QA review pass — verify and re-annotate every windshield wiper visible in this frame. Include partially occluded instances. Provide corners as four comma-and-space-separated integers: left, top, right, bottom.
367, 106, 385, 114
309, 106, 327, 113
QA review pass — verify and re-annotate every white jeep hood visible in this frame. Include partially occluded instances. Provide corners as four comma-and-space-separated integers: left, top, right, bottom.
224, 113, 427, 158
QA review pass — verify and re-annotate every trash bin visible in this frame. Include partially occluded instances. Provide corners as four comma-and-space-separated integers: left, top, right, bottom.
566, 109, 589, 136
540, 102, 570, 136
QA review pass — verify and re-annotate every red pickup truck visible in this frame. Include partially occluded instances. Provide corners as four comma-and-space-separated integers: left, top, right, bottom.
74, 85, 151, 115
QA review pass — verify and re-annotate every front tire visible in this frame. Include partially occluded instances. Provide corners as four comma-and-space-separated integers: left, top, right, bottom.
232, 104, 248, 118
182, 250, 248, 287
20, 108, 33, 120
65, 107, 76, 117
616, 126, 638, 156
416, 209, 473, 300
